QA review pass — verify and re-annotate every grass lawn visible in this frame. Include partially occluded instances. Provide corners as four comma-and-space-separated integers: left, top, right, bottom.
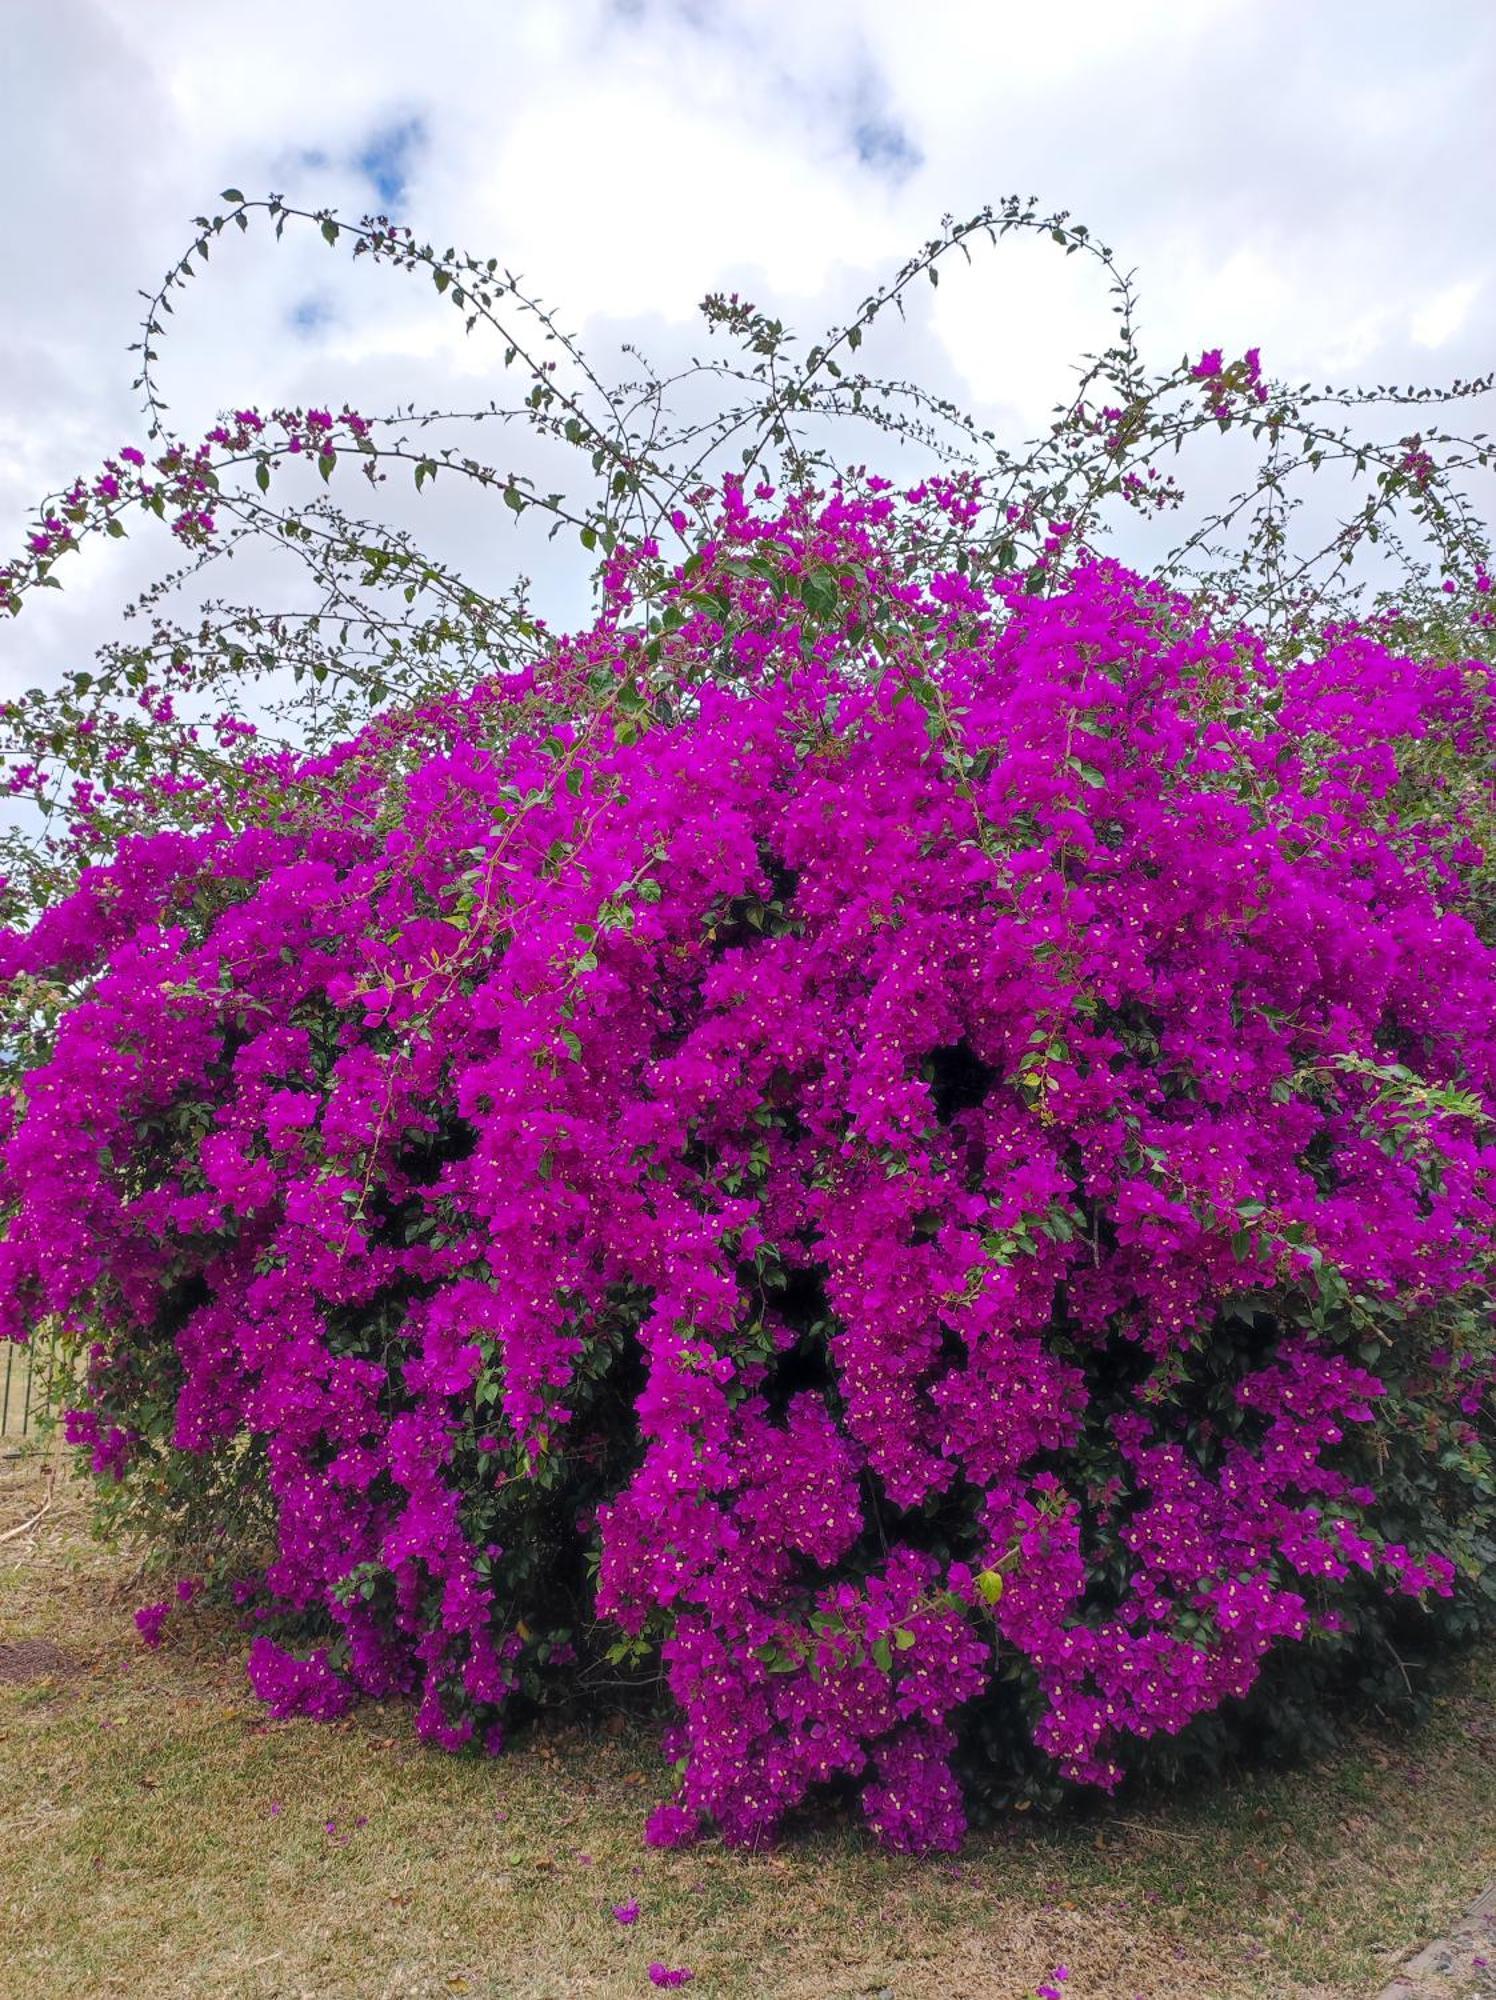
2, 1449, 1493, 2000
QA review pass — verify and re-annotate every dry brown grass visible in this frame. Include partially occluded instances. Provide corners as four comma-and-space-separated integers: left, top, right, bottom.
2, 1449, 1493, 2000
0, 1338, 45, 1439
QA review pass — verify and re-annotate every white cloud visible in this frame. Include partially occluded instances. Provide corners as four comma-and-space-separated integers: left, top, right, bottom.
1, 0, 1493, 693
1412, 278, 1480, 350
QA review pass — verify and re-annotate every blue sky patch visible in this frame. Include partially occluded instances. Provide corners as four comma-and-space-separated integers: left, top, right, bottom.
355, 116, 425, 211
291, 295, 334, 336
853, 116, 921, 179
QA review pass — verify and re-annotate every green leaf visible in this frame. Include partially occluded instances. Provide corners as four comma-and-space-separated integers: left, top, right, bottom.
1065, 757, 1106, 789
801, 572, 839, 622
975, 1568, 1005, 1607
219, 188, 246, 204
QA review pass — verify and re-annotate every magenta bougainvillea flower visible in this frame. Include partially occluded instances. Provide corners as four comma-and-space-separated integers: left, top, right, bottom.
1, 478, 1491, 1853
133, 1602, 169, 1649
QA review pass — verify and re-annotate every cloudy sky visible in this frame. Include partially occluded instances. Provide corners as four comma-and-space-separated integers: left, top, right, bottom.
3, 0, 1494, 678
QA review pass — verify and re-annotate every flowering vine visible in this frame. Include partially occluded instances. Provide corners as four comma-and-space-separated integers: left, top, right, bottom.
1, 477, 1491, 1851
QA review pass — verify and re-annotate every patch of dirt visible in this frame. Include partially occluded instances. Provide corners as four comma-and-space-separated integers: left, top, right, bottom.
1375, 1883, 1496, 1999
0, 1637, 76, 1685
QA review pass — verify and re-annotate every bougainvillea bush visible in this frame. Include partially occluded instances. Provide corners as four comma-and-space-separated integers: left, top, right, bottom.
1, 476, 1492, 1851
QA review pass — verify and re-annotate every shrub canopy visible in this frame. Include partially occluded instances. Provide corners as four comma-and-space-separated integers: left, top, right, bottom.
2, 480, 1492, 1850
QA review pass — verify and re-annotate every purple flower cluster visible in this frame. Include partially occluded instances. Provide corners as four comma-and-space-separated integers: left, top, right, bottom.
134, 1602, 169, 1649
1190, 345, 1269, 418
0, 404, 373, 615
1, 481, 1492, 1852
